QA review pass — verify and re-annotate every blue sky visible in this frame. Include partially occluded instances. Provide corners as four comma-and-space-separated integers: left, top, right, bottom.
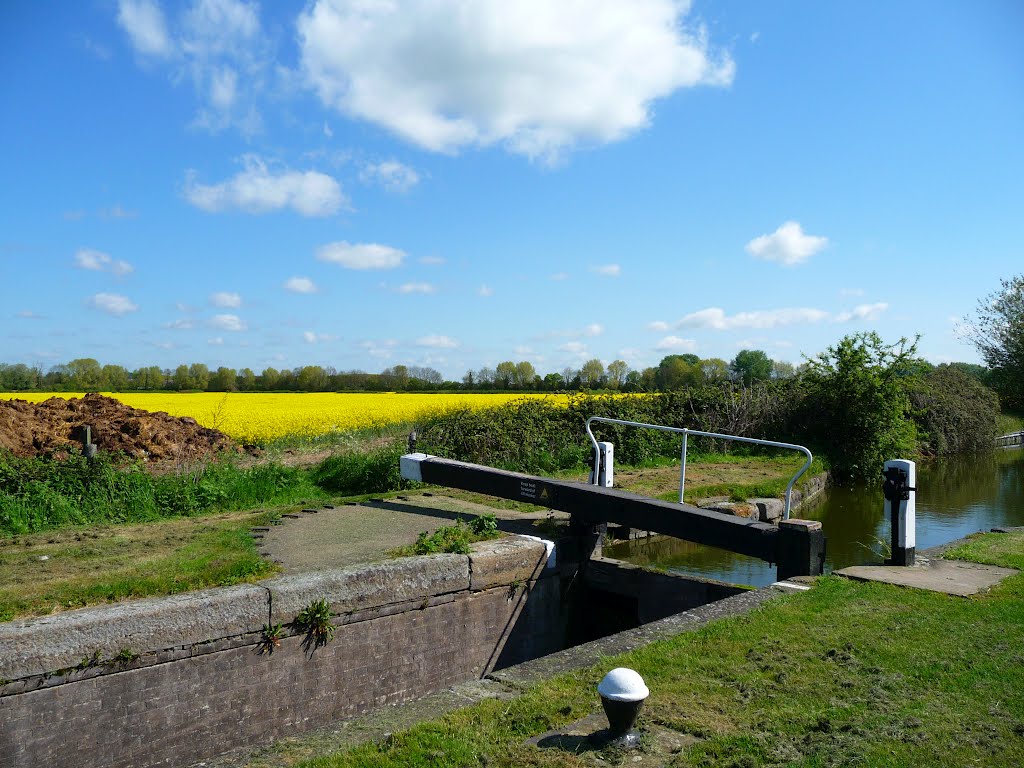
2, 0, 1022, 380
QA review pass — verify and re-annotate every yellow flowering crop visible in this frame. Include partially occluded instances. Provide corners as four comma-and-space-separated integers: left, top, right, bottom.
1, 392, 569, 444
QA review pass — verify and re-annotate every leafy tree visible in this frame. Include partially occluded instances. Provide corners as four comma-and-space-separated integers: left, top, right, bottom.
462, 370, 475, 388
795, 332, 920, 483
101, 364, 130, 391
494, 361, 516, 388
729, 350, 773, 386
542, 372, 564, 390
172, 365, 192, 391
237, 368, 256, 391
964, 274, 1024, 411
66, 358, 103, 391
910, 364, 999, 455
606, 360, 629, 389
210, 366, 239, 392
260, 367, 281, 391
700, 358, 730, 383
188, 363, 210, 391
0, 363, 39, 390
513, 361, 536, 389
655, 354, 700, 390
772, 361, 796, 379
579, 359, 605, 388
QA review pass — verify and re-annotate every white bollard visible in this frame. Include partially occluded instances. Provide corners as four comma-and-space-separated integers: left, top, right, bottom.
882, 459, 916, 566
589, 442, 614, 488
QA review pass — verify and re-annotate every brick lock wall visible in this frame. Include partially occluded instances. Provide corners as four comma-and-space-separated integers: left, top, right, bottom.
0, 539, 560, 768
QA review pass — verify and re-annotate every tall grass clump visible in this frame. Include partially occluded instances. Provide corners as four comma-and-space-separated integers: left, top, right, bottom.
309, 443, 418, 495
0, 450, 323, 536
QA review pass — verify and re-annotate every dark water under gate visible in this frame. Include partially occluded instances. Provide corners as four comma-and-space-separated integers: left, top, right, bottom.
605, 448, 1024, 588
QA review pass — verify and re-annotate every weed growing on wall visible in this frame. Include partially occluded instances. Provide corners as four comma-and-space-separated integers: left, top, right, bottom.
294, 598, 335, 652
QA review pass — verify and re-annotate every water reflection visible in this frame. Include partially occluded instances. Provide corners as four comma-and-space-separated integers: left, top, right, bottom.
606, 450, 1024, 588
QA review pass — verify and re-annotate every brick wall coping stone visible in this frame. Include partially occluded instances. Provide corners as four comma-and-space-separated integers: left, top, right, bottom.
0, 537, 549, 685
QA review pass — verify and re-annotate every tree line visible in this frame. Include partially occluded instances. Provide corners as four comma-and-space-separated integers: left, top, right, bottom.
0, 350, 800, 394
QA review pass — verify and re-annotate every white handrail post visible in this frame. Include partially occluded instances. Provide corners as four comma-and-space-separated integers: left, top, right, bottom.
678, 430, 688, 504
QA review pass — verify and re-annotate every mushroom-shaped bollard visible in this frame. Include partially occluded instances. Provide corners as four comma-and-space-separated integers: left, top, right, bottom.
597, 667, 649, 748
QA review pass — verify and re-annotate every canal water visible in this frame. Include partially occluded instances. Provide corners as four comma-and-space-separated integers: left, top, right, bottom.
605, 448, 1024, 588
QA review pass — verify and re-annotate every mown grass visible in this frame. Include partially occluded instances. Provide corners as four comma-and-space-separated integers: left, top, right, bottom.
0, 509, 280, 622
272, 531, 1024, 768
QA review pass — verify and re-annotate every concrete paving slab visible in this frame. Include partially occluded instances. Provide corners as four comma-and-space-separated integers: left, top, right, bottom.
836, 558, 1018, 597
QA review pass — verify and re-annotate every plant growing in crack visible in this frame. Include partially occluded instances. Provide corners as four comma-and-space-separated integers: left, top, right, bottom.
293, 598, 335, 652
259, 622, 285, 655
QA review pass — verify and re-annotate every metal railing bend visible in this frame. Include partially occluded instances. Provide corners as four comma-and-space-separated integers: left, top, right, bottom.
584, 416, 813, 520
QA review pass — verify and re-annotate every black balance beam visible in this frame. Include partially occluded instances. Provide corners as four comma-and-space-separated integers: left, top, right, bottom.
401, 453, 823, 577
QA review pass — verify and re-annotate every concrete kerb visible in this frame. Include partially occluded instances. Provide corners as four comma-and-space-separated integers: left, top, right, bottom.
0, 584, 268, 681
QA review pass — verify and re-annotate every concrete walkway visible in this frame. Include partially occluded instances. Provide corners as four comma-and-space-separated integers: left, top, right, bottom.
835, 557, 1018, 597
257, 493, 565, 572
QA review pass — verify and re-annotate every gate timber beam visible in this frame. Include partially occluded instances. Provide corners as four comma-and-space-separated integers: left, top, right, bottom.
401, 453, 825, 577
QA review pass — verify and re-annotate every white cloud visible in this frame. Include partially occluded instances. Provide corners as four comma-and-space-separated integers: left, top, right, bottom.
297, 0, 734, 161
116, 0, 173, 57
478, 284, 494, 297
163, 319, 194, 330
317, 241, 405, 270
185, 156, 345, 217
514, 345, 534, 356
208, 336, 224, 345
74, 248, 134, 276
592, 264, 621, 277
303, 331, 337, 343
655, 336, 698, 351
583, 323, 604, 337
361, 160, 420, 193
210, 291, 241, 308
675, 306, 830, 330
100, 204, 137, 219
660, 302, 888, 332
397, 282, 436, 295
210, 313, 246, 331
361, 338, 397, 359
117, 0, 269, 134
284, 276, 319, 294
417, 335, 459, 349
648, 320, 670, 332
559, 341, 588, 357
745, 221, 828, 266
833, 302, 889, 323
89, 293, 138, 316
550, 272, 570, 281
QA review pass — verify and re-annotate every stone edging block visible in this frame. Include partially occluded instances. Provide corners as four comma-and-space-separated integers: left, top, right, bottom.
263, 554, 470, 624
468, 537, 549, 592
0, 584, 267, 682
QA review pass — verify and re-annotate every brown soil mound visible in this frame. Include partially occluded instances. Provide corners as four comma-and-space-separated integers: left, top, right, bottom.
0, 394, 238, 464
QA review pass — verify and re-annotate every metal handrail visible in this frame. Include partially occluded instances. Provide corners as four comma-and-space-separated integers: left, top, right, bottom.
585, 416, 814, 520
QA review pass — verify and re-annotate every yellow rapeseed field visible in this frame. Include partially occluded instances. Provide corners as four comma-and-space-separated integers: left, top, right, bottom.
0, 392, 568, 443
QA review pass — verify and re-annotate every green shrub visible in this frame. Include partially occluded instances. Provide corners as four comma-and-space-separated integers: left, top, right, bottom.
911, 364, 1000, 455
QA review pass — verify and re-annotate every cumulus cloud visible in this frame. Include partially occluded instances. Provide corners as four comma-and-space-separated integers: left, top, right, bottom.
583, 323, 604, 337
591, 264, 621, 277
210, 313, 246, 331
117, 0, 269, 134
417, 335, 459, 348
185, 156, 345, 217
397, 283, 436, 295
317, 241, 405, 270
297, 0, 734, 160
655, 336, 698, 351
89, 293, 138, 316
284, 276, 318, 294
658, 303, 889, 332
833, 302, 889, 323
74, 248, 134, 276
360, 339, 398, 359
210, 291, 241, 308
745, 221, 828, 266
116, 0, 173, 57
559, 341, 588, 357
361, 160, 420, 193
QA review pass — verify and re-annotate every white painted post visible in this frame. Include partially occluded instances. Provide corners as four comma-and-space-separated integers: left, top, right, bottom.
597, 442, 614, 488
678, 430, 688, 504
882, 459, 916, 566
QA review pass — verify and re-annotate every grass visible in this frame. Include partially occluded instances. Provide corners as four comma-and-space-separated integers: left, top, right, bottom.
0, 509, 280, 622
996, 411, 1024, 436
265, 531, 1024, 767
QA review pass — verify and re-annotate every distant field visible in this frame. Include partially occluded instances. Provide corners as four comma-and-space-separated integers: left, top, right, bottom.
0, 392, 568, 443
